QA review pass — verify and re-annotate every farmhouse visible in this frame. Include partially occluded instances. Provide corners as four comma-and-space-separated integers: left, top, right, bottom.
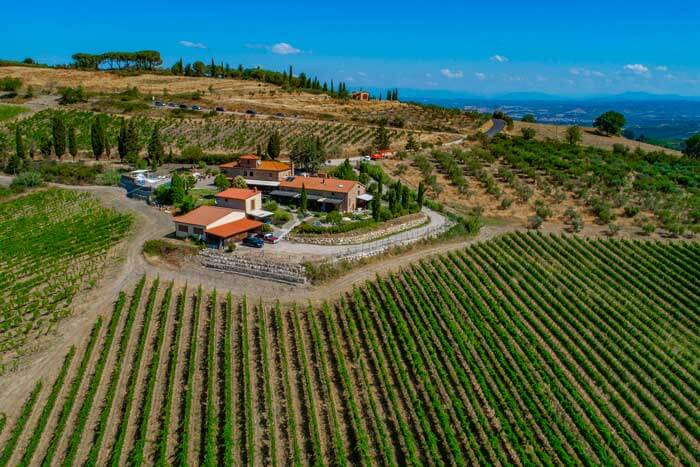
173, 205, 262, 247
271, 175, 365, 212
352, 91, 369, 101
219, 155, 292, 192
215, 187, 272, 221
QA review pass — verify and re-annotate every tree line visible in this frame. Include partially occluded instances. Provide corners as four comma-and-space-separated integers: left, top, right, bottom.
170, 59, 353, 98
71, 51, 162, 70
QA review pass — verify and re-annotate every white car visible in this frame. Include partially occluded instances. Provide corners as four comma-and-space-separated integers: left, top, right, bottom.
362, 155, 371, 161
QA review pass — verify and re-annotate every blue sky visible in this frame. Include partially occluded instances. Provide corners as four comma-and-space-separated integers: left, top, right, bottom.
3, 0, 700, 96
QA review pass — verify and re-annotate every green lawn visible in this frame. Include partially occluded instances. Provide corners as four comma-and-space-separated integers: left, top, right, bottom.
0, 104, 28, 121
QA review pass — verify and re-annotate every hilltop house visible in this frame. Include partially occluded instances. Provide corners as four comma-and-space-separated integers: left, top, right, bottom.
352, 91, 369, 101
173, 205, 262, 247
219, 155, 292, 192
271, 174, 365, 213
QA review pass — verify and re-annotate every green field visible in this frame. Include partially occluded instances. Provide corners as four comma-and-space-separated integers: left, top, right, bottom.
0, 232, 697, 465
0, 104, 27, 122
0, 189, 132, 371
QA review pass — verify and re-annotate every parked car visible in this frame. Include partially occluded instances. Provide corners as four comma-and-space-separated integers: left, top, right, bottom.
191, 105, 201, 111
179, 104, 188, 109
242, 236, 264, 248
370, 153, 384, 160
274, 112, 285, 118
215, 106, 225, 112
362, 155, 372, 161
167, 102, 177, 107
154, 101, 164, 107
245, 109, 257, 116
257, 232, 280, 244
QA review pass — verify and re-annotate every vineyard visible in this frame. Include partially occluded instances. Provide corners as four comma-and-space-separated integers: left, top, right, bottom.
0, 232, 697, 465
2, 109, 423, 158
0, 189, 132, 372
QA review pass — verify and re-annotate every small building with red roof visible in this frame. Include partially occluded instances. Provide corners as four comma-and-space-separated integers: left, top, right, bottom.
173, 205, 262, 247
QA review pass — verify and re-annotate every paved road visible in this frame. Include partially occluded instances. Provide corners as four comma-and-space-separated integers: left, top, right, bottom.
258, 207, 450, 259
486, 118, 507, 138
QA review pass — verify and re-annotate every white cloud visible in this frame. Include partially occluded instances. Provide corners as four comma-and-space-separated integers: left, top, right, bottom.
490, 54, 509, 63
592, 71, 606, 77
624, 63, 649, 74
179, 40, 207, 49
270, 42, 301, 55
246, 42, 302, 55
357, 71, 367, 77
656, 65, 668, 72
440, 68, 464, 79
474, 72, 486, 80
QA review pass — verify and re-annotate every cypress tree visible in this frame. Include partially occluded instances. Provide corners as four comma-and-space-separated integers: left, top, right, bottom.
300, 184, 307, 213
126, 120, 140, 160
52, 115, 66, 159
15, 126, 25, 161
267, 132, 281, 160
372, 195, 381, 221
171, 173, 186, 204
68, 126, 78, 159
147, 126, 164, 168
118, 119, 128, 160
417, 181, 426, 206
90, 117, 104, 160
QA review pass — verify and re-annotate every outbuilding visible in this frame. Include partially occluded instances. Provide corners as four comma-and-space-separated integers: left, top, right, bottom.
173, 205, 262, 247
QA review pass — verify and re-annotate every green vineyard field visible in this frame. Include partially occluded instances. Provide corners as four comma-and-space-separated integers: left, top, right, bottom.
0, 232, 697, 465
0, 189, 132, 372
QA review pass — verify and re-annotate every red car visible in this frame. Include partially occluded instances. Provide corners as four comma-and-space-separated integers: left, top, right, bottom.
257, 232, 280, 244
370, 153, 383, 160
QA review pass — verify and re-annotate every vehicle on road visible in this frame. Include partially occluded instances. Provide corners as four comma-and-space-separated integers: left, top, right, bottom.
245, 109, 257, 116
362, 155, 372, 161
242, 236, 264, 248
370, 153, 384, 160
275, 112, 285, 118
191, 105, 201, 111
257, 232, 280, 244
215, 106, 225, 112
179, 104, 188, 109
154, 101, 164, 107
167, 102, 177, 107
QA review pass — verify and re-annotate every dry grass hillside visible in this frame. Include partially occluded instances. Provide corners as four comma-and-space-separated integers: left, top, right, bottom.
509, 120, 682, 156
0, 66, 478, 133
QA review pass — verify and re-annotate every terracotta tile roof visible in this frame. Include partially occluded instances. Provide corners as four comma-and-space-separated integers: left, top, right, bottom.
216, 188, 259, 200
218, 159, 291, 172
279, 176, 357, 194
173, 206, 234, 227
206, 218, 262, 238
239, 154, 258, 160
259, 160, 291, 171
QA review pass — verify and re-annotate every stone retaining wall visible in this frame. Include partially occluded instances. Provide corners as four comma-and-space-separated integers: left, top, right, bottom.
288, 212, 429, 246
200, 250, 307, 285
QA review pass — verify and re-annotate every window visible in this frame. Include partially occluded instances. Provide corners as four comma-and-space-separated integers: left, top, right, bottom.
178, 224, 189, 233
251, 199, 256, 210
193, 227, 204, 235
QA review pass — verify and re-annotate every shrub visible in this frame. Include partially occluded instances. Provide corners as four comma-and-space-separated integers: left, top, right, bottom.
325, 210, 343, 225
181, 145, 204, 162
528, 215, 544, 230
59, 87, 87, 105
272, 208, 291, 225
607, 223, 621, 236
642, 222, 656, 235
263, 200, 278, 212
624, 205, 640, 218
97, 169, 121, 186
500, 198, 513, 210
10, 171, 43, 189
535, 200, 553, 220
260, 223, 273, 233
612, 143, 629, 155
521, 128, 536, 140
0, 77, 22, 92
